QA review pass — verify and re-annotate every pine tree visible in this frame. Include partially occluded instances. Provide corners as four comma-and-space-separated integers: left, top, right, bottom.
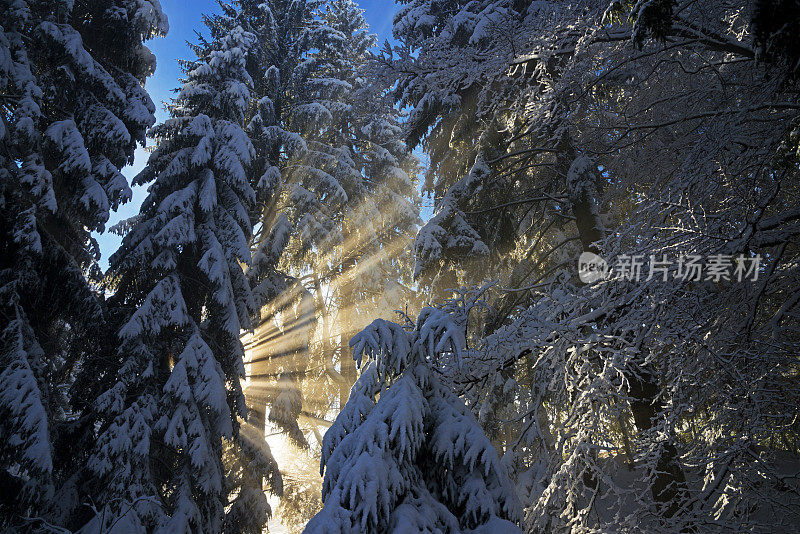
385, 0, 539, 294
0, 0, 166, 529
85, 22, 280, 532
234, 4, 422, 526
307, 309, 523, 533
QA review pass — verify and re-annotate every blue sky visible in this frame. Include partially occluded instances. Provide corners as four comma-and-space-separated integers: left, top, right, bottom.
95, 0, 401, 269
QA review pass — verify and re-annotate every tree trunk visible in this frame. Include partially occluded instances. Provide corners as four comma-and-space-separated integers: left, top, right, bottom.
338, 257, 358, 409
628, 368, 690, 520
560, 136, 691, 523
244, 387, 267, 491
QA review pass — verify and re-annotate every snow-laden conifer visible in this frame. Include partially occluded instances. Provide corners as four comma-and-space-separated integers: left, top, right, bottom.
0, 0, 166, 528
306, 0, 422, 414
383, 1, 800, 531
307, 309, 523, 533
86, 23, 279, 533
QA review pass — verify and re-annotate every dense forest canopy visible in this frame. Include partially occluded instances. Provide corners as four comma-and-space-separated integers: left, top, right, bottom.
0, 0, 798, 532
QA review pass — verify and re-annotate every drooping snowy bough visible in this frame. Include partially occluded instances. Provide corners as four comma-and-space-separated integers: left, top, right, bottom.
0, 0, 166, 529
87, 25, 280, 533
380, 1, 800, 532
306, 309, 523, 533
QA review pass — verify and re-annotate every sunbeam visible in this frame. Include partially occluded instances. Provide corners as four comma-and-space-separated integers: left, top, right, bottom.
239, 185, 419, 530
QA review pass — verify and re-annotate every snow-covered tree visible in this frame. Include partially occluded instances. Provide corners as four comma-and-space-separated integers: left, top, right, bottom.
0, 0, 166, 529
206, 0, 420, 458
307, 308, 523, 533
310, 0, 422, 413
86, 22, 280, 532
381, 0, 800, 532
239, 0, 354, 283
195, 0, 350, 448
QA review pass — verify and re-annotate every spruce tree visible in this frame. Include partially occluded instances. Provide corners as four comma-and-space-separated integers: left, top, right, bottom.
206, 0, 365, 449
85, 22, 279, 532
307, 310, 523, 533
0, 0, 166, 529
316, 0, 421, 408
